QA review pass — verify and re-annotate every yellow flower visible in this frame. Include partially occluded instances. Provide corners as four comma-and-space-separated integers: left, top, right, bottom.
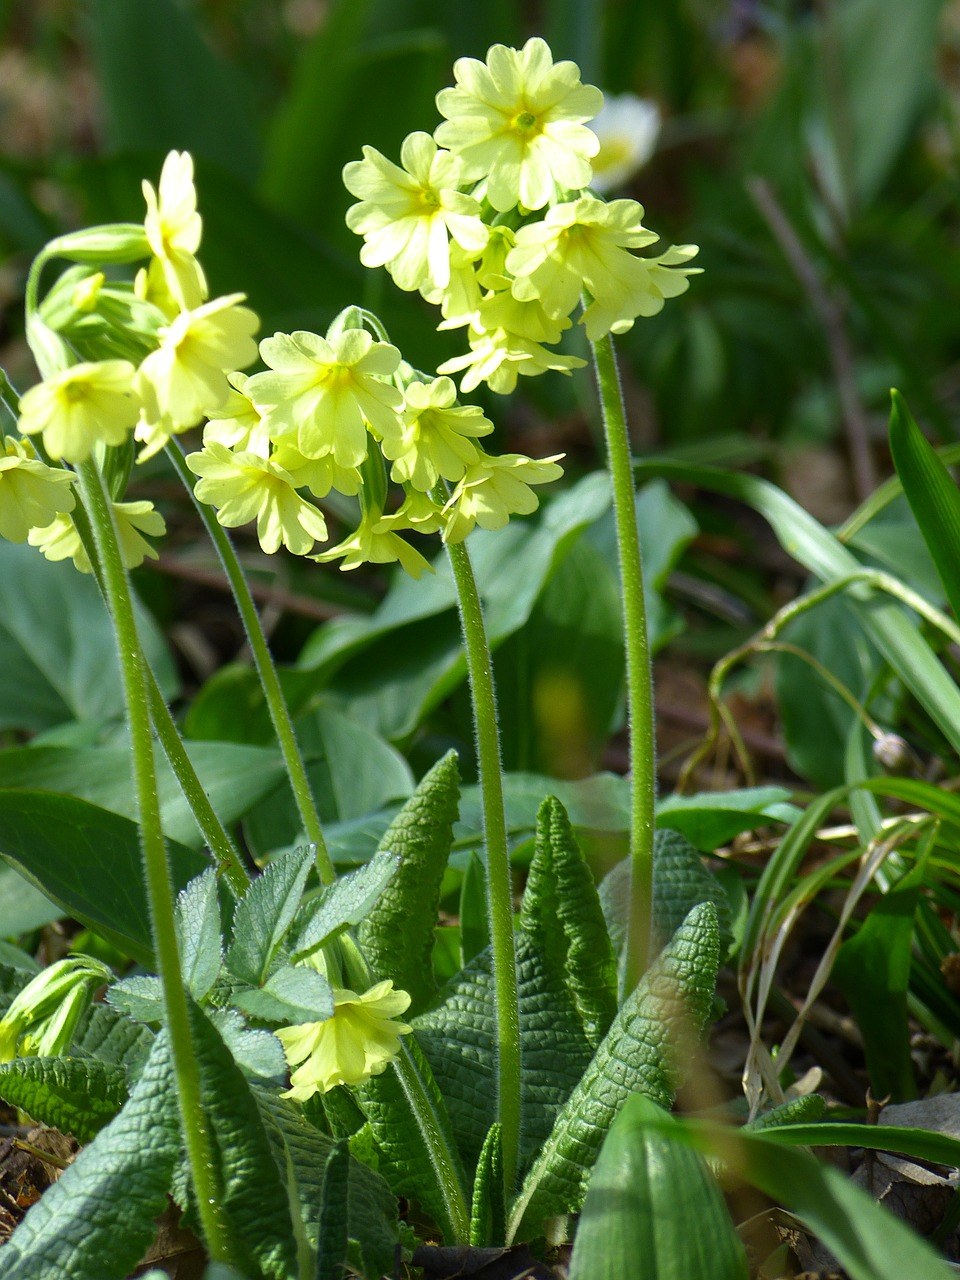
376, 376, 493, 491
435, 37, 603, 211
142, 150, 207, 310
442, 452, 565, 542
203, 371, 272, 456
246, 328, 403, 469
18, 360, 140, 464
314, 510, 433, 579
386, 489, 446, 535
0, 436, 75, 543
136, 292, 259, 430
276, 980, 412, 1099
437, 322, 584, 395
29, 500, 166, 573
507, 195, 699, 340
588, 95, 660, 192
269, 440, 362, 499
186, 440, 328, 556
344, 132, 489, 292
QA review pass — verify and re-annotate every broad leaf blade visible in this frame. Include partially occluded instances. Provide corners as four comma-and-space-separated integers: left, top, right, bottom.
176, 870, 223, 1001
257, 1090, 399, 1280
888, 390, 960, 623
508, 902, 720, 1240
188, 1002, 297, 1280
357, 752, 461, 1012
291, 851, 400, 958
0, 791, 209, 967
0, 1056, 128, 1143
226, 844, 315, 987
569, 1097, 748, 1280
0, 1031, 179, 1280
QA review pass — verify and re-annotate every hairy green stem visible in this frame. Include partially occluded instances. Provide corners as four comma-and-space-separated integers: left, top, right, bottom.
590, 331, 656, 992
444, 537, 521, 1199
76, 458, 236, 1263
69, 498, 250, 896
165, 440, 334, 884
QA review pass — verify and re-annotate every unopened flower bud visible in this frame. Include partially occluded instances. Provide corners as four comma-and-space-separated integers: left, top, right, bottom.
47, 224, 150, 265
0, 956, 111, 1062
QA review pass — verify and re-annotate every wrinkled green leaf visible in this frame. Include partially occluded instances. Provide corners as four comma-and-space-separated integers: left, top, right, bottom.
188, 1001, 297, 1279
291, 851, 399, 959
233, 965, 334, 1026
357, 752, 460, 1012
509, 902, 720, 1239
176, 870, 222, 1001
0, 1056, 128, 1143
0, 1030, 178, 1280
226, 844, 316, 988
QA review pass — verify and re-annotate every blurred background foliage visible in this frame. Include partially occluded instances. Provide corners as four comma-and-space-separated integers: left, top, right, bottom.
2, 0, 959, 835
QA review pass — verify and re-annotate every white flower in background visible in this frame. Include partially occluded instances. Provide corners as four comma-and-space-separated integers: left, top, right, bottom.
589, 95, 660, 193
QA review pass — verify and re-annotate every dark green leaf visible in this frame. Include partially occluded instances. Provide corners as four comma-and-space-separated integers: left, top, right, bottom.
256, 1090, 399, 1280
188, 1002, 297, 1279
469, 1124, 505, 1249
0, 791, 209, 967
0, 1056, 128, 1143
0, 1031, 179, 1280
509, 903, 720, 1239
357, 752, 460, 1011
0, 541, 176, 733
85, 0, 259, 176
316, 1142, 350, 1280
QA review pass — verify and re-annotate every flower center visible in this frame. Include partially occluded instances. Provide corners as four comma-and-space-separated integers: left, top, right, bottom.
418, 187, 441, 211
512, 110, 540, 136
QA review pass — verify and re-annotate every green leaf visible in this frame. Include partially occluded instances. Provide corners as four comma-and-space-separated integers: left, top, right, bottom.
834, 854, 923, 1101
656, 787, 798, 851
85, 0, 259, 176
0, 791, 209, 967
357, 752, 460, 1011
315, 1141, 351, 1280
508, 902, 720, 1240
0, 1056, 128, 1143
226, 844, 315, 987
520, 797, 617, 1049
888, 390, 960, 622
469, 1124, 505, 1249
459, 851, 489, 967
73, 1002, 154, 1076
568, 1096, 748, 1280
414, 935, 594, 1175
355, 1037, 469, 1241
233, 965, 334, 1026
0, 741, 285, 850
0, 1030, 179, 1280
600, 829, 733, 963
0, 541, 176, 733
188, 1001, 298, 1279
0, 865, 62, 935
291, 851, 400, 958
256, 1090, 399, 1280
636, 1113, 957, 1280
746, 1094, 827, 1130
176, 870, 222, 1001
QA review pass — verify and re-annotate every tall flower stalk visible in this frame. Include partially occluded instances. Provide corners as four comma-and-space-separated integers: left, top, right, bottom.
590, 332, 656, 990
76, 458, 236, 1265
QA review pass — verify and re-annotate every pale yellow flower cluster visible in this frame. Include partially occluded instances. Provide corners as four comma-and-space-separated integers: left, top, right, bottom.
342, 37, 698, 392
185, 323, 564, 572
4, 151, 259, 572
